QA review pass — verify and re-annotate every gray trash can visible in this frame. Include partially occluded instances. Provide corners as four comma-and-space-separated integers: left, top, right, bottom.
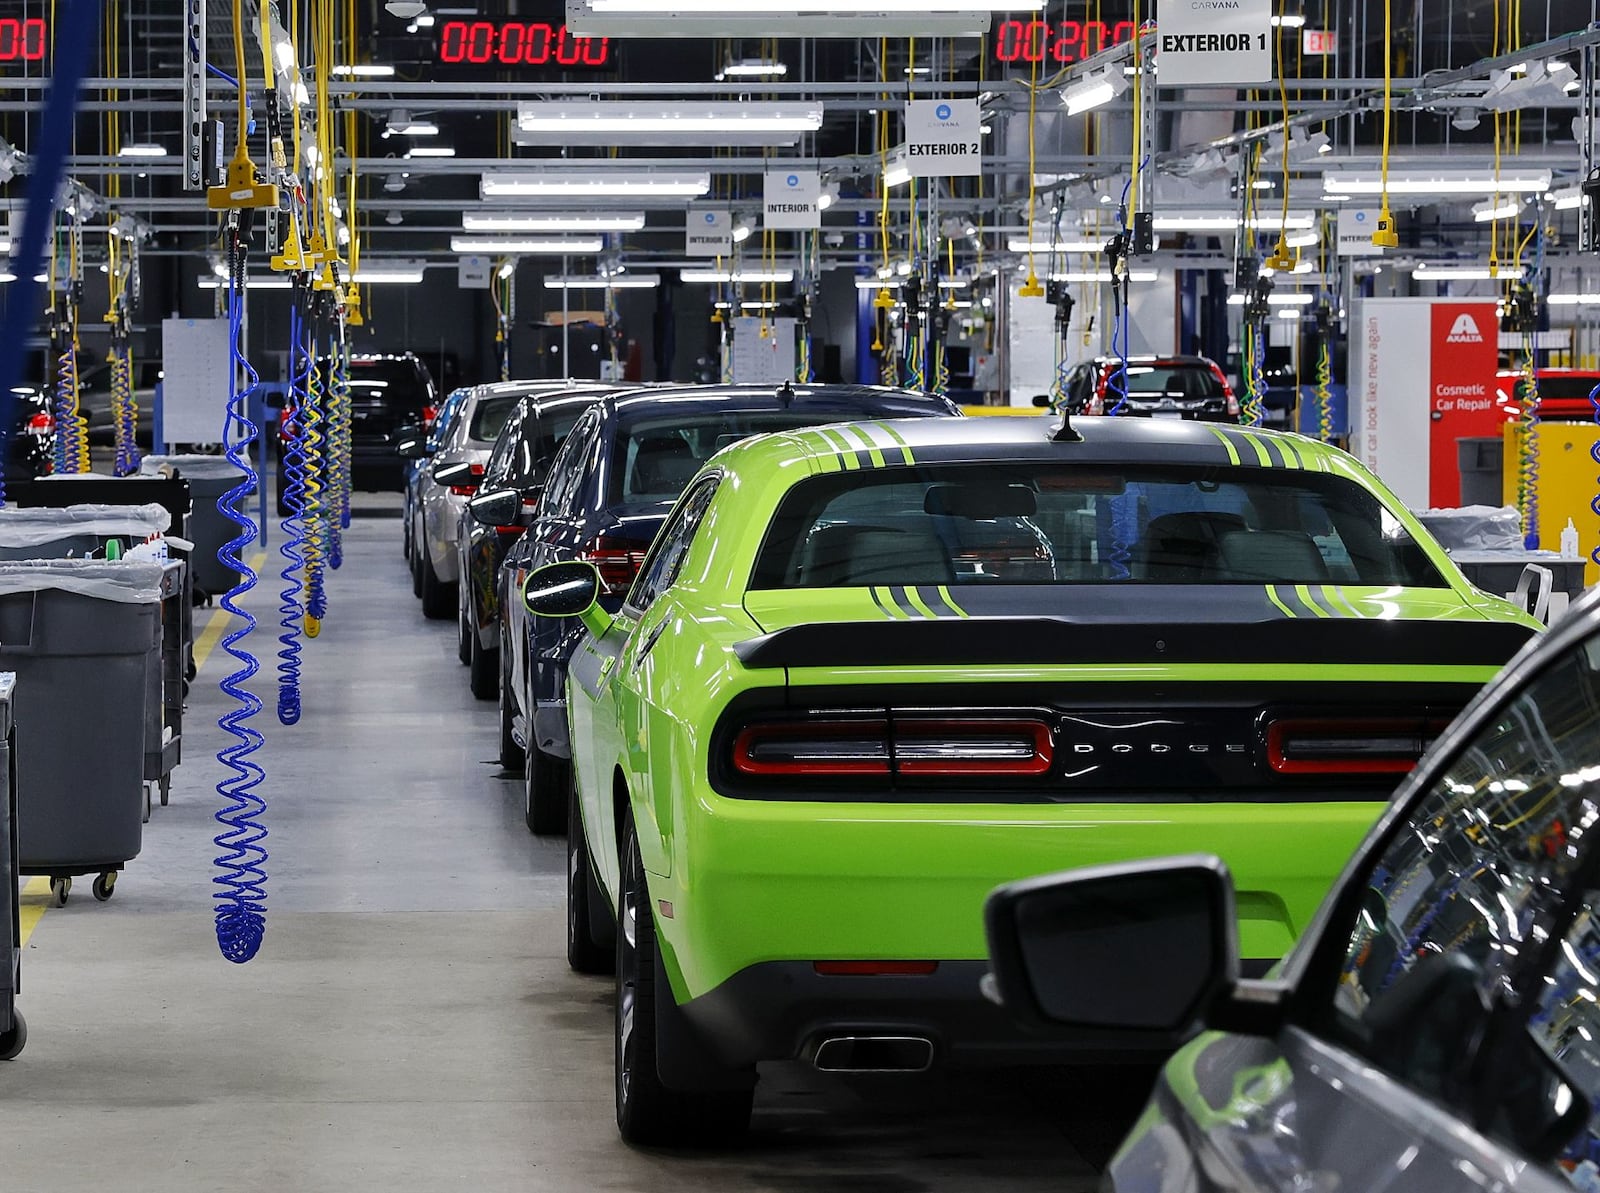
0, 560, 164, 906
1457, 437, 1505, 507
0, 673, 21, 1059
140, 455, 249, 600
0, 502, 172, 561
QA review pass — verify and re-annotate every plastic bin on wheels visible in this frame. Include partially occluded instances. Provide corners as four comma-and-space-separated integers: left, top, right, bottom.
139, 455, 248, 602
0, 673, 22, 1059
0, 560, 164, 907
0, 506, 189, 817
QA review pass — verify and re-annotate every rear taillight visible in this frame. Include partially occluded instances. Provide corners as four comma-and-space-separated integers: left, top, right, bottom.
731, 717, 1054, 779
578, 534, 650, 596
449, 463, 485, 497
1088, 375, 1106, 416
813, 961, 939, 976
1265, 718, 1448, 776
24, 412, 52, 436
423, 404, 439, 426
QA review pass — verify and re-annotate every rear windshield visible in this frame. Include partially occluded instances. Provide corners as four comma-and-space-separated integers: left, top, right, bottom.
469, 395, 520, 444
345, 360, 431, 411
614, 413, 869, 505
750, 463, 1447, 589
1104, 363, 1223, 399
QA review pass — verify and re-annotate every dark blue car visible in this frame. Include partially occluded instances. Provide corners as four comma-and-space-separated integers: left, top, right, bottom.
488, 383, 962, 834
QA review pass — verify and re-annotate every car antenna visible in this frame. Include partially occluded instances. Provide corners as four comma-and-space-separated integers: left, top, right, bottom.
775, 380, 795, 406
1051, 405, 1083, 443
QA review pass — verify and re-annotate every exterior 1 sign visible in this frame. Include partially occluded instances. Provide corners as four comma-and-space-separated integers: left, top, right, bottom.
687, 208, 732, 257
903, 99, 982, 178
1156, 0, 1272, 85
763, 169, 821, 230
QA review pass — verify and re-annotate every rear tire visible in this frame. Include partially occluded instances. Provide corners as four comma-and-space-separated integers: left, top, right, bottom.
567, 780, 613, 974
615, 810, 753, 1146
469, 632, 497, 701
524, 742, 566, 835
419, 550, 454, 621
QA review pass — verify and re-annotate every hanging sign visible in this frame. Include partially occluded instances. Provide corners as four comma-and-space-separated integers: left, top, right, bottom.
903, 99, 982, 177
763, 168, 821, 230
1336, 209, 1383, 257
458, 255, 492, 288
1156, 0, 1272, 85
687, 208, 733, 257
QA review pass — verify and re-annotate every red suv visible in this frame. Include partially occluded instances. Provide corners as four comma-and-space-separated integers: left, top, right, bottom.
1059, 354, 1240, 422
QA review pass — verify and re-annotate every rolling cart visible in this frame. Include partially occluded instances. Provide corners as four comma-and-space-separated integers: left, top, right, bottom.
0, 673, 23, 1059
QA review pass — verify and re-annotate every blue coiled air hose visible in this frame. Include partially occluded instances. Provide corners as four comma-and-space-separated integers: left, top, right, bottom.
276, 286, 312, 725
1589, 381, 1600, 578
302, 331, 329, 625
213, 219, 269, 963
111, 343, 140, 476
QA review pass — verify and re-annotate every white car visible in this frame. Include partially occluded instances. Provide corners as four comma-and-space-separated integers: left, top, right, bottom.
408, 382, 545, 619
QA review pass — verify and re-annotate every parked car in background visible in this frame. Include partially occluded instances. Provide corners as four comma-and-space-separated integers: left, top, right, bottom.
405, 382, 563, 619
402, 387, 469, 566
1496, 368, 1600, 421
454, 382, 615, 702
984, 583, 1600, 1193
496, 382, 962, 835
0, 386, 57, 480
1051, 354, 1240, 422
521, 413, 1537, 1145
276, 352, 438, 508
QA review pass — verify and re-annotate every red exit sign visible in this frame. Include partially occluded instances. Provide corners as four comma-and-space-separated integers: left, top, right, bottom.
1302, 29, 1338, 55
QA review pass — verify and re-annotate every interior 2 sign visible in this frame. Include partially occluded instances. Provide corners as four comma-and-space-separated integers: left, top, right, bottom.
904, 100, 982, 178
1156, 0, 1272, 85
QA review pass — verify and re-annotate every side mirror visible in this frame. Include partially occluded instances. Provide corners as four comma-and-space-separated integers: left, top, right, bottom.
433, 460, 477, 488
984, 855, 1238, 1040
264, 389, 287, 410
398, 438, 430, 460
469, 488, 521, 528
523, 561, 600, 618
1031, 393, 1052, 409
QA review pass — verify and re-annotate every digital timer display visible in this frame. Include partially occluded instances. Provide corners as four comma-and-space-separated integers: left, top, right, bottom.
993, 19, 1136, 66
437, 20, 610, 68
0, 18, 46, 61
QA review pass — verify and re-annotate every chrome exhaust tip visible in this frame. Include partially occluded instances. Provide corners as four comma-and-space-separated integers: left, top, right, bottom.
811, 1035, 935, 1073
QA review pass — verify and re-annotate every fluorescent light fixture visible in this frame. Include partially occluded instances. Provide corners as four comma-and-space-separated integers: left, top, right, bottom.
716, 300, 780, 310
117, 144, 167, 158
681, 268, 794, 283
1270, 13, 1307, 27
1286, 230, 1320, 247
1548, 293, 1600, 305
587, 0, 1039, 10
462, 212, 647, 232
1050, 270, 1159, 282
884, 148, 911, 189
1251, 179, 1275, 190
939, 278, 971, 288
1061, 71, 1126, 116
568, 2, 1006, 36
857, 277, 900, 289
732, 221, 753, 243
544, 274, 662, 289
1007, 238, 1103, 253
717, 58, 788, 79
1226, 292, 1315, 305
414, 12, 435, 25
199, 276, 294, 290
1277, 308, 1302, 319
1154, 212, 1315, 231
481, 170, 710, 199
387, 115, 438, 136
333, 63, 395, 77
1262, 258, 1314, 275
514, 101, 822, 146
1551, 186, 1584, 211
1321, 169, 1552, 195
1413, 263, 1512, 279
450, 236, 605, 254
405, 146, 455, 158
1473, 197, 1523, 222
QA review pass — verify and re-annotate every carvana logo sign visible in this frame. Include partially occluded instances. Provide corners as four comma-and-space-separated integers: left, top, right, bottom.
786, 173, 799, 187
1354, 210, 1368, 223
704, 212, 716, 224
935, 103, 952, 120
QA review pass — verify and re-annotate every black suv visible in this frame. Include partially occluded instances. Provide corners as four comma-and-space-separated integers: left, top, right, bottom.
277, 352, 437, 507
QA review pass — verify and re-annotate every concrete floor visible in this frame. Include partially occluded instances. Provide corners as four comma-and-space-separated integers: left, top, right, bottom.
1, 501, 1148, 1192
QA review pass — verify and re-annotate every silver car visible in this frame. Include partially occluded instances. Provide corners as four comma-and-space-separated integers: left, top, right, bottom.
986, 583, 1600, 1192
408, 381, 562, 620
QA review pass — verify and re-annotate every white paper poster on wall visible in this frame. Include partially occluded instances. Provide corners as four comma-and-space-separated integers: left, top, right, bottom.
903, 100, 981, 177
686, 208, 733, 257
1337, 209, 1383, 257
763, 169, 821, 230
729, 317, 797, 384
1156, 0, 1272, 85
160, 317, 235, 445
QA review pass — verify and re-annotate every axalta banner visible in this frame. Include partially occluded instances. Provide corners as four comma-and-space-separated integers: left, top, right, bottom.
1355, 298, 1500, 508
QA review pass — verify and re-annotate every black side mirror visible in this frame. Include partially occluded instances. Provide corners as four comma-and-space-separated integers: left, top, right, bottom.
265, 389, 287, 410
522, 561, 600, 618
984, 855, 1238, 1040
433, 460, 476, 488
398, 438, 430, 460
1031, 394, 1052, 409
469, 488, 521, 528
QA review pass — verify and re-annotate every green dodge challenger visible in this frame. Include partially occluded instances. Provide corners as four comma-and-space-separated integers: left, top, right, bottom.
521, 413, 1541, 1144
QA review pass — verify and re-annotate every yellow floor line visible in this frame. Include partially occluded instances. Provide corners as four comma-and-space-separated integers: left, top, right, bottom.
18, 550, 269, 947
191, 551, 268, 674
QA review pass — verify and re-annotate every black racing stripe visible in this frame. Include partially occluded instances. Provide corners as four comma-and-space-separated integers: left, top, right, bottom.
888, 586, 922, 619
734, 618, 1535, 669
921, 586, 961, 619
867, 586, 895, 619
